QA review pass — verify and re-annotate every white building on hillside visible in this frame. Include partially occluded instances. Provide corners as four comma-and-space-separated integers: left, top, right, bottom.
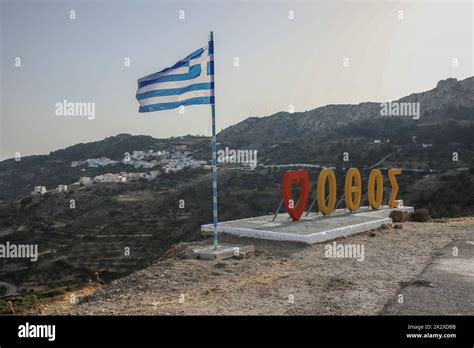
126, 172, 147, 181
85, 157, 118, 167
71, 161, 84, 167
32, 186, 47, 195
94, 173, 126, 183
79, 177, 92, 185
146, 171, 160, 180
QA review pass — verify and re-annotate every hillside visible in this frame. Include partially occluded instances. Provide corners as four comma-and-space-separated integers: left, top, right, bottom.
0, 76, 473, 312
1, 77, 472, 204
0, 134, 209, 202
31, 218, 474, 315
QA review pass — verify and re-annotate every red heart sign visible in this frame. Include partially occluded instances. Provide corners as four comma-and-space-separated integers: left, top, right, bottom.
282, 170, 310, 221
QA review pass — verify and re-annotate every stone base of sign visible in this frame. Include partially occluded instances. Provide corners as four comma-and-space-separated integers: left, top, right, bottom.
201, 206, 414, 245
191, 243, 255, 260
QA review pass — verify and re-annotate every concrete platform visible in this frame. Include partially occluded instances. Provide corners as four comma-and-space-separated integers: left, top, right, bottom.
192, 243, 255, 260
201, 206, 414, 244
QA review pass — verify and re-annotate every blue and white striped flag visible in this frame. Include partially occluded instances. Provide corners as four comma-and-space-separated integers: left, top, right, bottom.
136, 43, 214, 112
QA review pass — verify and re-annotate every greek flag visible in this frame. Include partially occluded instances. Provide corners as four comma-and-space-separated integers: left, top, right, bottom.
136, 43, 214, 112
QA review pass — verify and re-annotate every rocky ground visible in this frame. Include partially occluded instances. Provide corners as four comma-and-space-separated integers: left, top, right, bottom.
38, 218, 473, 315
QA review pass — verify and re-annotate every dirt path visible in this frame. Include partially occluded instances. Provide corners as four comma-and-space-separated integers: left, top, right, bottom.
42, 218, 474, 315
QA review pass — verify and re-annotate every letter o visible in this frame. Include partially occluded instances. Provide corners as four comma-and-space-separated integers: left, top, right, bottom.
368, 169, 383, 209
317, 168, 337, 215
344, 168, 361, 211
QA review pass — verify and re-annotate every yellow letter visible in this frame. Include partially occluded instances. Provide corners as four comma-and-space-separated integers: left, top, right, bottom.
388, 169, 402, 208
368, 169, 383, 209
344, 168, 361, 211
317, 168, 337, 215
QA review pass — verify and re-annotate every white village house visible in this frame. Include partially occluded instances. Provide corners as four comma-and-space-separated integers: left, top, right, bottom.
79, 176, 92, 185
32, 186, 47, 195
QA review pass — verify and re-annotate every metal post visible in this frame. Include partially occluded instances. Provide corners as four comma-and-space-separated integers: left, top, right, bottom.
382, 190, 390, 207
272, 200, 284, 222
361, 192, 368, 207
306, 194, 331, 216
209, 31, 218, 250
305, 196, 317, 216
334, 193, 345, 212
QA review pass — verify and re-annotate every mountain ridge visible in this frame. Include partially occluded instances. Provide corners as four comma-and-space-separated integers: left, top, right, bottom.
0, 76, 472, 202
1, 76, 472, 163
219, 76, 473, 145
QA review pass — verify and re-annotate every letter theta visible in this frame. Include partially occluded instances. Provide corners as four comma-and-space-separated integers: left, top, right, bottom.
344, 168, 361, 211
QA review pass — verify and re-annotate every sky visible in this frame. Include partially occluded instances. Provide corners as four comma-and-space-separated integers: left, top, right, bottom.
0, 0, 472, 160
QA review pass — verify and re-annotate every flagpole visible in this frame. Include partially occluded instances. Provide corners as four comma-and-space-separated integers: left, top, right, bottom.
209, 31, 219, 250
